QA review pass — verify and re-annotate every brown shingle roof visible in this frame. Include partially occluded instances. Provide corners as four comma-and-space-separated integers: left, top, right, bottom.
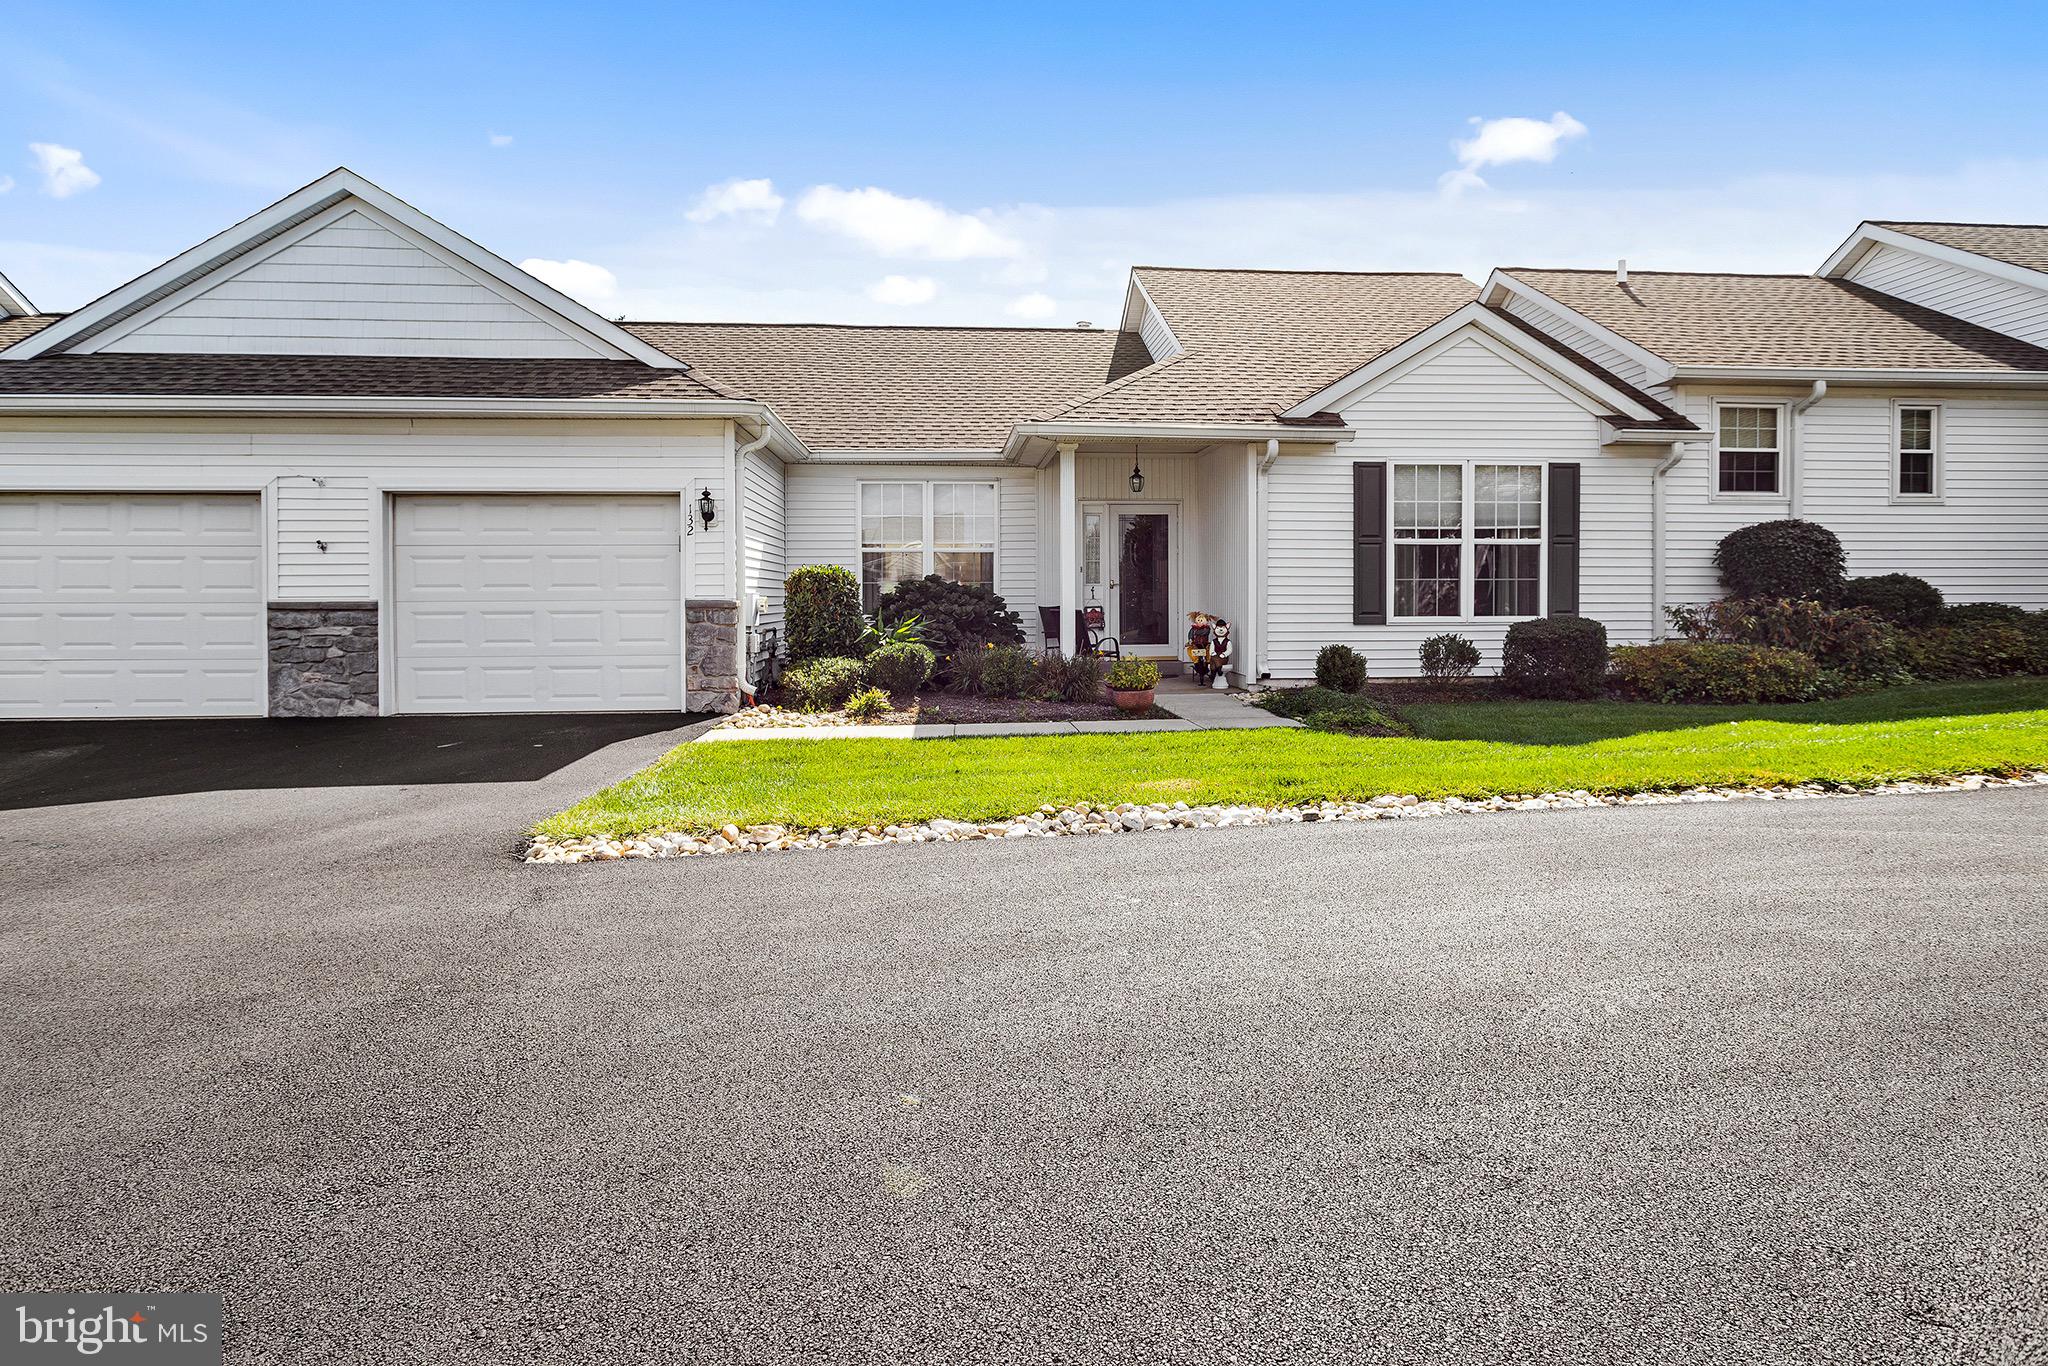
1873, 221, 2048, 274
1502, 269, 2048, 372
622, 321, 1138, 450
0, 314, 63, 348
1054, 268, 1477, 423
1482, 307, 1695, 431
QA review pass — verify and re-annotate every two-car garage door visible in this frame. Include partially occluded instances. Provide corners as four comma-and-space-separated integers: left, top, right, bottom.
391, 495, 683, 713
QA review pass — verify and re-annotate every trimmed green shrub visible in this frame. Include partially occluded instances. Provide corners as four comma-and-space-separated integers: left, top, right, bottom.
1502, 616, 1608, 699
981, 645, 1038, 699
1255, 686, 1404, 736
1418, 633, 1481, 683
1840, 574, 1944, 628
782, 656, 868, 712
1669, 596, 1900, 681
784, 565, 866, 664
1038, 652, 1105, 703
1610, 641, 1822, 703
1314, 643, 1369, 694
1107, 656, 1161, 691
875, 576, 1024, 655
1713, 519, 1847, 601
1899, 621, 2048, 680
866, 641, 935, 696
1946, 601, 2032, 626
842, 687, 892, 720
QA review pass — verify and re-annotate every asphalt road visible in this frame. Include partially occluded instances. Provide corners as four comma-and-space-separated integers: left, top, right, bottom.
1, 718, 2044, 1364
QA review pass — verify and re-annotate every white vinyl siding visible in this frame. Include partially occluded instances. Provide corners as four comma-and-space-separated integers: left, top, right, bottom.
1662, 386, 2048, 610
740, 447, 786, 637
1137, 292, 1183, 361
785, 463, 1040, 637
1845, 242, 2048, 350
1264, 333, 1653, 678
0, 416, 730, 607
89, 206, 611, 359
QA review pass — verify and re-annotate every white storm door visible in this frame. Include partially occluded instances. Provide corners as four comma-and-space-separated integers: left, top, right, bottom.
0, 492, 265, 718
391, 494, 682, 714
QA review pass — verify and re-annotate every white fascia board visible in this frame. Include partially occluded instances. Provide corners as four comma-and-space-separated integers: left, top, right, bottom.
804, 448, 1006, 464
1668, 365, 2048, 387
1000, 419, 1352, 463
1818, 223, 2048, 294
0, 168, 686, 369
0, 271, 35, 318
1283, 302, 1665, 423
1599, 421, 1692, 446
0, 389, 800, 435
1480, 271, 1679, 385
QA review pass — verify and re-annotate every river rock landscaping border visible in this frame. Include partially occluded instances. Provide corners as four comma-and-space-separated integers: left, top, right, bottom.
526, 770, 2048, 863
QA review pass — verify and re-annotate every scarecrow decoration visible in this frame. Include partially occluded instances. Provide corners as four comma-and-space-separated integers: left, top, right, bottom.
1207, 617, 1232, 688
1184, 611, 1233, 687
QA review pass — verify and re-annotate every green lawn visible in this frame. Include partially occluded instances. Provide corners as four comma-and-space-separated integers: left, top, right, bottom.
536, 677, 2048, 839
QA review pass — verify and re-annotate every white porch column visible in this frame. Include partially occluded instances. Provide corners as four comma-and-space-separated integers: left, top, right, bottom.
1056, 441, 1079, 655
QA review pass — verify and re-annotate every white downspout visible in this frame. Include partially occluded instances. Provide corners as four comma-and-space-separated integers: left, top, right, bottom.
732, 422, 774, 700
1651, 441, 1688, 639
1787, 379, 1827, 518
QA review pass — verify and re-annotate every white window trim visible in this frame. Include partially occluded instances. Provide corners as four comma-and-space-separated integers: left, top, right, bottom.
1710, 400, 1790, 502
1386, 459, 1549, 624
1890, 400, 1944, 504
855, 478, 1000, 597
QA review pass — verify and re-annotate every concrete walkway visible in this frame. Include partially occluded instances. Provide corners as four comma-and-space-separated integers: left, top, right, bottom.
697, 679, 1299, 742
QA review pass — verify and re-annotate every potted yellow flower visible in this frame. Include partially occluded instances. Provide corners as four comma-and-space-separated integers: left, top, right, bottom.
1105, 656, 1160, 711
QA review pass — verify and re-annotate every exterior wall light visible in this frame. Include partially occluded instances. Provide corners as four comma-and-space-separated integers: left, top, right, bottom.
1128, 459, 1145, 494
697, 488, 718, 529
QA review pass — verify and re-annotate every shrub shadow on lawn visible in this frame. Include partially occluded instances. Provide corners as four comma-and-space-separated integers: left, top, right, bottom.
1395, 678, 2048, 746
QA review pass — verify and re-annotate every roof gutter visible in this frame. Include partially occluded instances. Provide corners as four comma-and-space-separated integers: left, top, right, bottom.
1000, 419, 1352, 464
1650, 440, 1692, 640
1668, 366, 2048, 386
732, 422, 775, 701
1787, 379, 1827, 517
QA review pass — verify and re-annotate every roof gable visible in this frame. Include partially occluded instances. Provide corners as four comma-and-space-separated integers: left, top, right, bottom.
2, 168, 683, 368
1824, 221, 2048, 282
0, 271, 36, 318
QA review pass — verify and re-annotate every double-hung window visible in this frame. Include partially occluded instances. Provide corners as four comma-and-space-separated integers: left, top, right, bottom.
1392, 462, 1545, 619
858, 481, 997, 612
1895, 404, 1940, 499
1717, 405, 1782, 494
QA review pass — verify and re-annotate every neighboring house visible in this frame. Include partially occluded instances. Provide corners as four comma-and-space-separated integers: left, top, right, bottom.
2, 170, 2045, 719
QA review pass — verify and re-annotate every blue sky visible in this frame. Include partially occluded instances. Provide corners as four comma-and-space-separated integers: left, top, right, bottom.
6, 0, 2048, 324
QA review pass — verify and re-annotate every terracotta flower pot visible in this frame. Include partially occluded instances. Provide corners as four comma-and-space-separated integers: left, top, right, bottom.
1109, 687, 1154, 712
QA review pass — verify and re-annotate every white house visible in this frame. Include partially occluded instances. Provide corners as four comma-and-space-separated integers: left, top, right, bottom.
3, 170, 2044, 719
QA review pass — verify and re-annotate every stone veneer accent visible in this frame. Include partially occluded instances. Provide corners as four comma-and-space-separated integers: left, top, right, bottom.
268, 602, 379, 718
686, 599, 743, 713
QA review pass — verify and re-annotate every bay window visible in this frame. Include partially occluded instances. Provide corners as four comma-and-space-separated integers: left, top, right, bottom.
1392, 462, 1545, 619
858, 480, 997, 611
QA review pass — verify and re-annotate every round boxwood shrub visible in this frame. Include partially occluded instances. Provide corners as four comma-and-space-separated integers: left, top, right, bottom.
1840, 573, 1944, 628
1713, 519, 1846, 602
1418, 632, 1481, 683
1314, 643, 1369, 694
784, 565, 866, 664
1502, 616, 1608, 699
865, 641, 935, 696
782, 655, 868, 712
875, 575, 1024, 655
1610, 641, 1821, 703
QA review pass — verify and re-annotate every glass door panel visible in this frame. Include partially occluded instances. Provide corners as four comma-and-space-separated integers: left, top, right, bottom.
1115, 511, 1171, 647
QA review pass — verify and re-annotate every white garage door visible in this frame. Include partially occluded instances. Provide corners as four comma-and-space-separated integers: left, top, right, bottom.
0, 493, 266, 718
392, 494, 683, 713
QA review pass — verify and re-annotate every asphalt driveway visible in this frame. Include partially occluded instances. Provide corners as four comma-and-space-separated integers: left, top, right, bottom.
0, 722, 2043, 1364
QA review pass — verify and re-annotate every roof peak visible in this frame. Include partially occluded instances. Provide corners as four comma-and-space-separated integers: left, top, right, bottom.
1504, 267, 1814, 280
1133, 265, 1468, 278
1872, 219, 2048, 230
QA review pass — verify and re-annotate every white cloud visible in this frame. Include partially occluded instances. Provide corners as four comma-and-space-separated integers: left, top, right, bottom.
867, 274, 938, 306
0, 176, 13, 195
686, 177, 784, 224
518, 257, 618, 303
1440, 112, 1587, 195
488, 132, 515, 148
28, 143, 99, 198
1004, 291, 1059, 320
796, 185, 1022, 260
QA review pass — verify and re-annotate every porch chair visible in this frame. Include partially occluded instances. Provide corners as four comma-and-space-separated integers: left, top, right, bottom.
1036, 605, 1119, 660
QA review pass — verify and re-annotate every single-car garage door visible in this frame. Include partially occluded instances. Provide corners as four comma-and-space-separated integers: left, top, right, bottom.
392, 494, 683, 714
0, 492, 266, 718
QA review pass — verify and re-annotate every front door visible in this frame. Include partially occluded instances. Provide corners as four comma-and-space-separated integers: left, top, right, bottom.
1081, 502, 1177, 652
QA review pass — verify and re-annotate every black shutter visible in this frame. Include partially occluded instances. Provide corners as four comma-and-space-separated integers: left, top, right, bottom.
1548, 462, 1581, 617
1353, 461, 1387, 626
